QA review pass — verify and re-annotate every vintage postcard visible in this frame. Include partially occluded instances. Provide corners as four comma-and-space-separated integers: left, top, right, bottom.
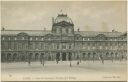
1, 1, 127, 81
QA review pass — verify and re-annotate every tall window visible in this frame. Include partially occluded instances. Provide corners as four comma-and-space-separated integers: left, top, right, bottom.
22, 37, 25, 40
57, 44, 59, 49
62, 43, 66, 49
69, 44, 72, 49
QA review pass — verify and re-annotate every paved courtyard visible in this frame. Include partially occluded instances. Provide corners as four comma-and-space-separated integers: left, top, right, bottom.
1, 60, 127, 81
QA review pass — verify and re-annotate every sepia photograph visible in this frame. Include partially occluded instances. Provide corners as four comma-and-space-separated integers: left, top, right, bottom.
1, 1, 127, 81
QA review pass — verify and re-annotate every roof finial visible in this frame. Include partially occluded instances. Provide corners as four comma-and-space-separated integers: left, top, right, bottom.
60, 9, 62, 13
2, 26, 5, 31
59, 9, 63, 15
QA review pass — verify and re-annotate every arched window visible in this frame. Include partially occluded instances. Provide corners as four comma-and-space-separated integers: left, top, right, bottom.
22, 37, 25, 40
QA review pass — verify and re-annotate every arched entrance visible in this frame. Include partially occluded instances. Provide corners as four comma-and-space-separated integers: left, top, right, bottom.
35, 53, 39, 61
62, 52, 66, 61
93, 52, 96, 60
40, 53, 45, 64
28, 53, 33, 61
88, 53, 90, 60
13, 53, 17, 61
115, 52, 118, 60
56, 52, 60, 61
68, 52, 72, 61
7, 53, 11, 61
82, 53, 86, 60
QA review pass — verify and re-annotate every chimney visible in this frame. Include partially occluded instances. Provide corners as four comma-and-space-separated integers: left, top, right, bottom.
2, 27, 5, 31
112, 29, 115, 32
77, 28, 80, 32
44, 27, 46, 31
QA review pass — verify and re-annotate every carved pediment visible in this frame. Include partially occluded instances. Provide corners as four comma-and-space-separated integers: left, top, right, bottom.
95, 34, 106, 40
17, 32, 28, 36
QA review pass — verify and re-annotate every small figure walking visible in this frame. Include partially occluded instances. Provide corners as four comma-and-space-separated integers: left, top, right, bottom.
77, 61, 79, 65
99, 55, 104, 64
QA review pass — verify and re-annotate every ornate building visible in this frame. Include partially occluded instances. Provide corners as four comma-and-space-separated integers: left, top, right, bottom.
1, 13, 127, 62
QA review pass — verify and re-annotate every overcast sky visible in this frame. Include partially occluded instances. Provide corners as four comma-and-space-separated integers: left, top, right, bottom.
1, 1, 127, 32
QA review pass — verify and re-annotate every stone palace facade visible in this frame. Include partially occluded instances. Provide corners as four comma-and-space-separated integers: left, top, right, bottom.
1, 14, 127, 62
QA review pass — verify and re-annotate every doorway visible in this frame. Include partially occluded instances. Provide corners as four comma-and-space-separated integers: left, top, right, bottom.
62, 53, 66, 61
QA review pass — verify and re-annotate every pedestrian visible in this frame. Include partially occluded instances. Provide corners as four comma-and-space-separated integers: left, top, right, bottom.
77, 61, 79, 65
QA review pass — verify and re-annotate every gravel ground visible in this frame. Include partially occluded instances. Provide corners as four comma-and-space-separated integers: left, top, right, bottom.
1, 60, 127, 81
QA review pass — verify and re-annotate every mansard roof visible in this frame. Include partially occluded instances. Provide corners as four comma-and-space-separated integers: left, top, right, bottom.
1, 30, 51, 36
75, 31, 124, 37
1, 30, 125, 37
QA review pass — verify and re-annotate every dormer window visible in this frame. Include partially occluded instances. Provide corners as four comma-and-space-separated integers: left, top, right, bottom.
15, 37, 17, 40
36, 37, 38, 40
30, 37, 32, 41
42, 38, 44, 41
2, 37, 5, 40
9, 37, 10, 40
57, 44, 59, 49
22, 37, 25, 40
